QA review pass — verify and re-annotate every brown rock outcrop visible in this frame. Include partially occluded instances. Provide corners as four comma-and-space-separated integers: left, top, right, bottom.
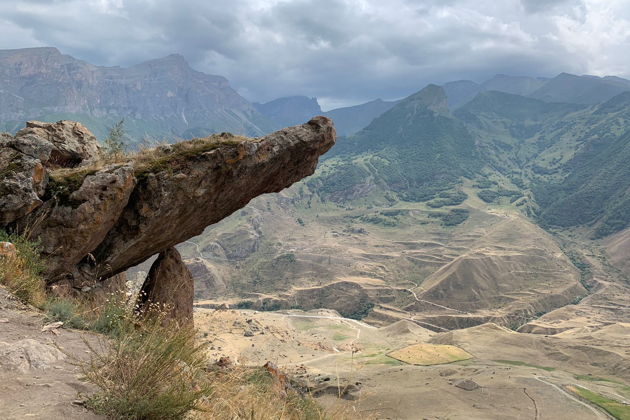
1, 117, 335, 321
83, 116, 335, 281
137, 247, 194, 327
0, 136, 47, 224
32, 165, 136, 283
185, 257, 227, 298
16, 120, 101, 168
0, 120, 102, 225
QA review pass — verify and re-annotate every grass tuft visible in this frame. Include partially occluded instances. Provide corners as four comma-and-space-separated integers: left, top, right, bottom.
82, 311, 211, 420
194, 366, 358, 420
0, 230, 46, 307
44, 299, 88, 329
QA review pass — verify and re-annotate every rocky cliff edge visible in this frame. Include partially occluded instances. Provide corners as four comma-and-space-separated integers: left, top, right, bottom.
0, 117, 335, 325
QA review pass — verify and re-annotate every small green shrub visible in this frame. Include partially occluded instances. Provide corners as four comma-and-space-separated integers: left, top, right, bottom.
44, 299, 87, 329
477, 189, 499, 203
90, 294, 129, 337
103, 119, 127, 159
235, 300, 254, 309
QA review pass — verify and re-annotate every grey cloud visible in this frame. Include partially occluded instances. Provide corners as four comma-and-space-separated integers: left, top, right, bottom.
521, 0, 579, 13
0, 0, 628, 108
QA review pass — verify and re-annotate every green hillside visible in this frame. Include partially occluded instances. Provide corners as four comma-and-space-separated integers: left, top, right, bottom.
529, 73, 630, 104
309, 85, 480, 203
533, 94, 630, 237
308, 85, 630, 239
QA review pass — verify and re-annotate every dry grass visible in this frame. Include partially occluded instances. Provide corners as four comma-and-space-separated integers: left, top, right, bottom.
131, 133, 248, 177
0, 231, 46, 307
46, 133, 249, 198
77, 303, 357, 420
81, 311, 211, 420
387, 343, 472, 366
0, 228, 357, 420
194, 366, 360, 420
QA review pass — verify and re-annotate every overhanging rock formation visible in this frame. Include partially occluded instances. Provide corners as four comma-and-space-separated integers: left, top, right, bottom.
1, 117, 335, 325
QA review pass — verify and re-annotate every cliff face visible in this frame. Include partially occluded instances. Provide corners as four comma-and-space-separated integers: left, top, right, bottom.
0, 117, 335, 324
0, 47, 275, 138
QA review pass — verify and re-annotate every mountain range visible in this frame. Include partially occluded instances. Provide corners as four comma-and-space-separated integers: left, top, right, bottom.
316, 82, 630, 238
0, 47, 277, 140
0, 47, 398, 141
3, 47, 630, 145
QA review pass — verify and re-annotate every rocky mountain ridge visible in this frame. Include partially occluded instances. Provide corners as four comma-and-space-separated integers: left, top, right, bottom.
0, 47, 275, 140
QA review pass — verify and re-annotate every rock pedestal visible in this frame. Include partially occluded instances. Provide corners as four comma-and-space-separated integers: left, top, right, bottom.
137, 247, 194, 328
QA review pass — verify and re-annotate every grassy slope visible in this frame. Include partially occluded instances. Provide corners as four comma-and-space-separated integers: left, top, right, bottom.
310, 85, 480, 204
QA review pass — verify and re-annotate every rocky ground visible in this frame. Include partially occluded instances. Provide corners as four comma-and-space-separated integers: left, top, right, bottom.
0, 286, 102, 419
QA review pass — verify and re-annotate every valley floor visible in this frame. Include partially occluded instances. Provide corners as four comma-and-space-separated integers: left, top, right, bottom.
194, 303, 630, 420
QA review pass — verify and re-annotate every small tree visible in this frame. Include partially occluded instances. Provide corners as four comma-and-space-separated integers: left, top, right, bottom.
103, 119, 126, 159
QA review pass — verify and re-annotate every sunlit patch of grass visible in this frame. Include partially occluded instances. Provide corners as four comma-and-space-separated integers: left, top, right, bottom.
574, 375, 630, 398
351, 349, 403, 366
332, 333, 351, 341
360, 354, 402, 366
388, 344, 472, 366
567, 385, 630, 420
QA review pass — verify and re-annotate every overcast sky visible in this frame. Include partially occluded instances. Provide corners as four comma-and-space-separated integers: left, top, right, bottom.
1, 0, 629, 109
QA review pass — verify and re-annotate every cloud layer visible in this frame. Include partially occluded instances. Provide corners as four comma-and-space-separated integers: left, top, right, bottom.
1, 0, 629, 109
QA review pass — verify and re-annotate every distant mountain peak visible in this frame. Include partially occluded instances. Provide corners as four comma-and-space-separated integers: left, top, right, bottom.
0, 46, 61, 56
253, 96, 322, 127
135, 53, 191, 69
406, 84, 449, 113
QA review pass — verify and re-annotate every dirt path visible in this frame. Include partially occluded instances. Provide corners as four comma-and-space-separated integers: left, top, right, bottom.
0, 286, 103, 420
406, 287, 469, 314
281, 313, 377, 329
535, 377, 610, 420
281, 313, 368, 367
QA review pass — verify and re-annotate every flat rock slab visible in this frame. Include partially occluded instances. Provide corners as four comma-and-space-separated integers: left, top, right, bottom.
0, 286, 103, 419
